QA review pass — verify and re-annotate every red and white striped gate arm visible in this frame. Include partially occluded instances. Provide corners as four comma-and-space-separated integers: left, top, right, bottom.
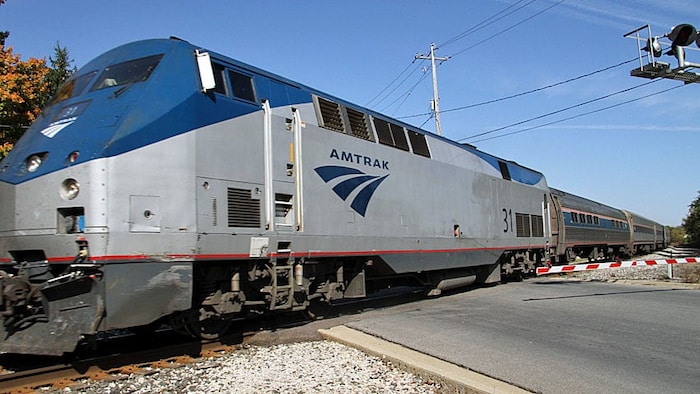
536, 257, 699, 276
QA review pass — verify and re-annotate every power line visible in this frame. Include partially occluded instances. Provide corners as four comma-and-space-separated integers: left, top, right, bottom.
365, 61, 419, 107
465, 83, 683, 144
379, 69, 431, 113
399, 57, 637, 120
366, 0, 556, 114
419, 114, 434, 128
450, 0, 567, 59
462, 79, 660, 141
368, 0, 567, 122
438, 0, 535, 48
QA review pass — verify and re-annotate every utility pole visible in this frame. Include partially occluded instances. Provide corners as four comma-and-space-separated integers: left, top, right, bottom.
415, 43, 449, 135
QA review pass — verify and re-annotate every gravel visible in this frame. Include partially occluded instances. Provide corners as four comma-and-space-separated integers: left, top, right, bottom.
45, 341, 442, 394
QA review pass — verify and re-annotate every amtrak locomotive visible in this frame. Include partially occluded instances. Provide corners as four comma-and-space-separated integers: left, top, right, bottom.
0, 38, 666, 355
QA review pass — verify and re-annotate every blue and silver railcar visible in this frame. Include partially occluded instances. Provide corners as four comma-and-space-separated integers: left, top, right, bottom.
623, 210, 664, 254
0, 38, 550, 355
549, 188, 632, 262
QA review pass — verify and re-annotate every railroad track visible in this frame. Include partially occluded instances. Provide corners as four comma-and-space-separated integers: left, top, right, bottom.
0, 331, 247, 393
0, 287, 431, 392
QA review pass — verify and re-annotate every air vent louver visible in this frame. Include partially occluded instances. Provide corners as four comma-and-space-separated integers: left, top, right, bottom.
228, 188, 261, 227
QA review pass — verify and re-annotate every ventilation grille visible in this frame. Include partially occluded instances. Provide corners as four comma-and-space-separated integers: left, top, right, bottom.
373, 118, 393, 146
228, 188, 260, 227
313, 95, 430, 158
516, 213, 531, 237
317, 97, 344, 132
390, 123, 409, 151
408, 131, 430, 157
531, 215, 544, 237
346, 107, 372, 140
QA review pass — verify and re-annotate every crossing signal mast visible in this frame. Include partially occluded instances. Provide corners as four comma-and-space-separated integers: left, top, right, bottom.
624, 23, 700, 84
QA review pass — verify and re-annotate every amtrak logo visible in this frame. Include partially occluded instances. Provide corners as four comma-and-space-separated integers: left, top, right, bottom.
40, 117, 76, 138
314, 165, 389, 217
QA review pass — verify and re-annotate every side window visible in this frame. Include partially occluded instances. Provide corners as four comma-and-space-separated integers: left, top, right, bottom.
212, 63, 228, 95
229, 70, 256, 102
498, 161, 511, 181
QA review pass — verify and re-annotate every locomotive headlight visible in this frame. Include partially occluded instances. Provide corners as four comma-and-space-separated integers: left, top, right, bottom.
26, 154, 43, 172
60, 178, 80, 200
68, 150, 79, 163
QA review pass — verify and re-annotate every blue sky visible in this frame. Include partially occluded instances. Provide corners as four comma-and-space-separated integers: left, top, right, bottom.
2, 0, 699, 226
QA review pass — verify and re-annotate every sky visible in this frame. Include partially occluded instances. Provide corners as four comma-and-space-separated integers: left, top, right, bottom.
1, 0, 699, 226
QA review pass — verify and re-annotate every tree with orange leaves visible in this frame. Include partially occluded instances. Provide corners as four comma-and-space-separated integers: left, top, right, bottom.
0, 42, 50, 158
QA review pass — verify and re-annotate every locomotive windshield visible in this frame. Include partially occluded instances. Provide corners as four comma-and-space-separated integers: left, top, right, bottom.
49, 70, 97, 106
90, 54, 163, 91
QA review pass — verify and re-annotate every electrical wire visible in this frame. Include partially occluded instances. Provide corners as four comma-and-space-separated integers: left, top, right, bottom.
460, 79, 661, 141
462, 79, 660, 141
365, 61, 419, 107
419, 114, 434, 128
450, 0, 567, 59
371, 62, 425, 109
379, 68, 431, 113
466, 83, 683, 144
398, 57, 638, 120
368, 0, 567, 120
438, 0, 535, 48
367, 0, 548, 112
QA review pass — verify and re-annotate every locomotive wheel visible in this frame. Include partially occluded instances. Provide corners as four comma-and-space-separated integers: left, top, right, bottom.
188, 316, 232, 340
301, 299, 332, 320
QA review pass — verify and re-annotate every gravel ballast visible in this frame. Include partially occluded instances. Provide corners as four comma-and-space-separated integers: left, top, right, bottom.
51, 341, 442, 393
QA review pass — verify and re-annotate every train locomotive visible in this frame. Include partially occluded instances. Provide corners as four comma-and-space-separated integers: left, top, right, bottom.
0, 38, 666, 355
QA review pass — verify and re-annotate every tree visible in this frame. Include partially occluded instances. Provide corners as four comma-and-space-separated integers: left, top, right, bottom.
670, 226, 686, 246
0, 42, 50, 158
682, 191, 700, 247
42, 42, 76, 108
0, 39, 75, 159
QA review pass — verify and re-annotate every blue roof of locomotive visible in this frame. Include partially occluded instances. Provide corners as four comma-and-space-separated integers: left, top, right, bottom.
0, 37, 544, 186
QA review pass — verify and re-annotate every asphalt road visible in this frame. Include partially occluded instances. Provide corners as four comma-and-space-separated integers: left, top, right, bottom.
343, 279, 700, 393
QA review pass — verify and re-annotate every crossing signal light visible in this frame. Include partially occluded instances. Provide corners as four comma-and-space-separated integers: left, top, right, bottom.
644, 37, 662, 57
668, 24, 697, 47
665, 24, 698, 65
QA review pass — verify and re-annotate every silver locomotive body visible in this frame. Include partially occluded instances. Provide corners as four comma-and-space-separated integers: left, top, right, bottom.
0, 38, 553, 355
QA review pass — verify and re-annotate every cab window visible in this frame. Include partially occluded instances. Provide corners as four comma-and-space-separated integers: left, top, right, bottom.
91, 54, 163, 91
49, 71, 97, 105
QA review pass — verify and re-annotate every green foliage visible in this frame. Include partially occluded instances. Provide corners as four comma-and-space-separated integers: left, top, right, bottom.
682, 191, 700, 247
669, 226, 686, 246
42, 42, 76, 108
